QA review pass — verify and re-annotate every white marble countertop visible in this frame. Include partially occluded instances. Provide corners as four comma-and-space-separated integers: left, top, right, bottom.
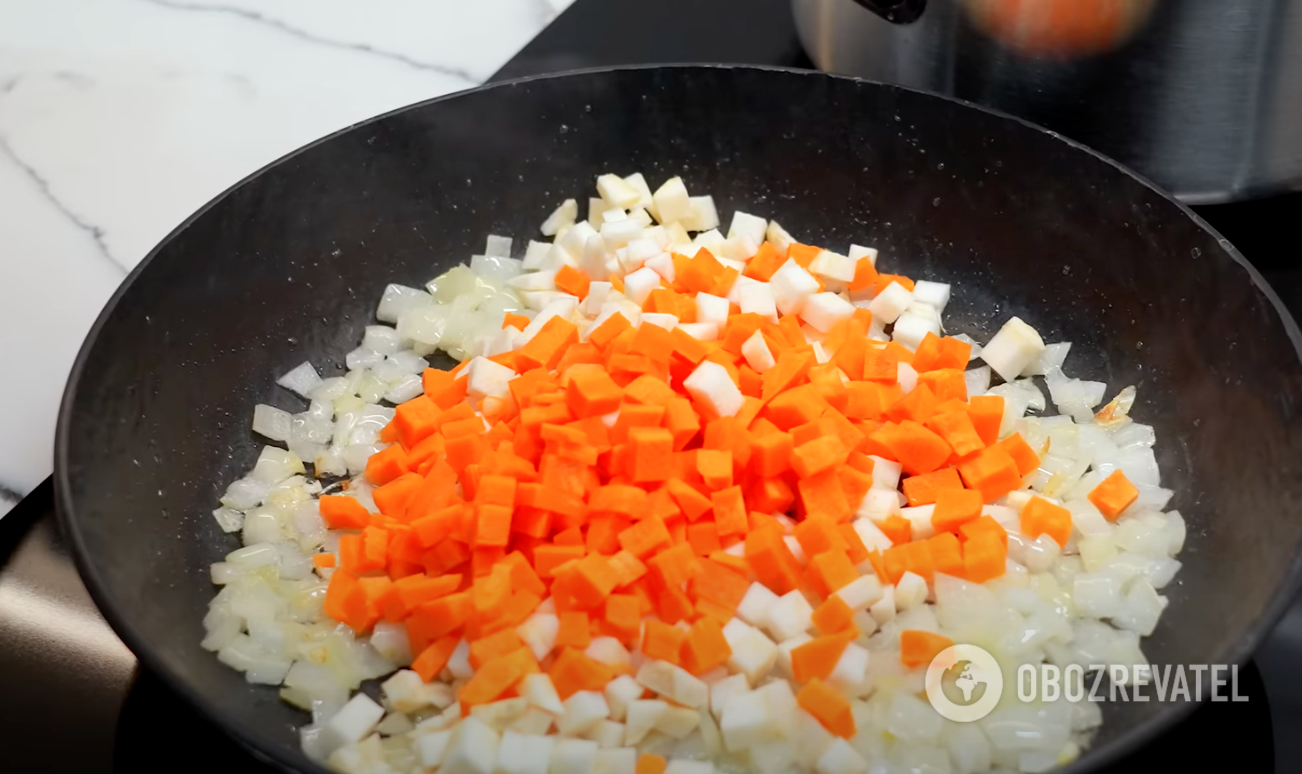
0, 0, 573, 515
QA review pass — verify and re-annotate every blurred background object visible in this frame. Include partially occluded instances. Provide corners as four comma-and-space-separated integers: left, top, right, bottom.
792, 0, 1302, 202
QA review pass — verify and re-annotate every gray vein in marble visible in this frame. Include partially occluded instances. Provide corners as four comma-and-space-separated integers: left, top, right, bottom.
0, 129, 129, 274
140, 0, 479, 84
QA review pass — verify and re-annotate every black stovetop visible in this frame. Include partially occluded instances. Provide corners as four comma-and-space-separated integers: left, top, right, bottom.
2, 0, 1299, 771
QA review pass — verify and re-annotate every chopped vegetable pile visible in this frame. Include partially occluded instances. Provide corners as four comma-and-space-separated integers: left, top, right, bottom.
205, 173, 1185, 774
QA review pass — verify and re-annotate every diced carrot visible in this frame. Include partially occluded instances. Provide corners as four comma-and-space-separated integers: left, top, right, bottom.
791, 631, 855, 683
679, 617, 732, 675
548, 648, 615, 700
641, 618, 687, 664
794, 516, 850, 558
790, 435, 851, 479
900, 630, 954, 668
956, 445, 1023, 502
1089, 469, 1140, 521
967, 394, 1004, 446
618, 515, 673, 559
931, 488, 984, 535
761, 349, 815, 402
393, 396, 442, 450
797, 678, 856, 738
900, 467, 964, 507
879, 514, 912, 546
710, 485, 748, 536
925, 410, 986, 458
872, 420, 952, 475
811, 595, 856, 634
750, 430, 794, 477
638, 755, 667, 774
319, 495, 371, 530
627, 427, 674, 482
555, 610, 592, 650
533, 544, 587, 577
588, 312, 633, 349
697, 448, 733, 490
601, 593, 641, 644
365, 444, 411, 486
412, 635, 460, 683
501, 551, 547, 597
995, 432, 1040, 476
806, 549, 858, 597
313, 553, 337, 569
566, 370, 624, 419
554, 264, 591, 299
686, 521, 722, 555
962, 531, 1007, 583
744, 241, 785, 281
764, 384, 828, 430
469, 628, 526, 670
748, 477, 796, 513
568, 553, 622, 608
406, 590, 473, 653
885, 383, 938, 424
1021, 495, 1072, 547
927, 532, 965, 579
516, 316, 580, 371
381, 573, 462, 621
460, 646, 539, 707
745, 527, 803, 595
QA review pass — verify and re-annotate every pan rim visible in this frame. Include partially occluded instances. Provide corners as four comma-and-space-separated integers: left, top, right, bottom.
54, 62, 1302, 774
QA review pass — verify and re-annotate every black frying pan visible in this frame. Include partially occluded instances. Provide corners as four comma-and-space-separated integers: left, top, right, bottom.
55, 65, 1302, 774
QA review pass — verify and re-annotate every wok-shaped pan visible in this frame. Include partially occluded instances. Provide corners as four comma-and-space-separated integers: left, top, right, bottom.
55, 65, 1302, 773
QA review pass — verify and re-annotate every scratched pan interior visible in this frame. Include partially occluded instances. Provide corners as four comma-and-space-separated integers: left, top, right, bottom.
55, 65, 1302, 773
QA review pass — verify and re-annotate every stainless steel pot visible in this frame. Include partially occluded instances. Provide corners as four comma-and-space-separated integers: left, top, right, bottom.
792, 0, 1302, 203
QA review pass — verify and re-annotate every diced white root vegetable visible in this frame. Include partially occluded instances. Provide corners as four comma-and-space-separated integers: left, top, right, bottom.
655, 705, 702, 738
775, 633, 812, 679
558, 690, 611, 735
910, 280, 951, 313
466, 356, 517, 400
683, 360, 744, 418
497, 731, 556, 774
766, 591, 815, 642
677, 322, 720, 341
641, 313, 680, 331
652, 178, 692, 225
870, 585, 896, 624
665, 761, 714, 774
722, 619, 779, 683
816, 738, 869, 774
858, 489, 901, 524
518, 667, 565, 708
800, 292, 856, 333
709, 673, 750, 721
624, 700, 668, 745
644, 252, 676, 282
278, 361, 323, 398
738, 282, 778, 322
597, 174, 641, 209
809, 250, 857, 284
448, 639, 474, 680
518, 614, 560, 663
636, 660, 709, 708
784, 535, 807, 565
726, 211, 767, 244
891, 311, 941, 350
416, 729, 454, 768
586, 637, 632, 669
322, 693, 384, 750
769, 259, 820, 315
848, 244, 878, 266
765, 221, 795, 252
550, 737, 599, 774
736, 582, 780, 630
828, 642, 870, 694
868, 281, 913, 324
473, 698, 529, 731
623, 267, 662, 305
508, 707, 556, 736
591, 748, 637, 774
696, 292, 730, 325
541, 199, 579, 236
834, 575, 884, 611
900, 504, 937, 541
852, 519, 893, 555
444, 716, 502, 774
868, 456, 902, 490
252, 404, 293, 442
681, 196, 720, 232
982, 316, 1047, 382
738, 330, 775, 373
381, 669, 451, 713
604, 675, 644, 722
895, 572, 929, 610
896, 361, 918, 394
